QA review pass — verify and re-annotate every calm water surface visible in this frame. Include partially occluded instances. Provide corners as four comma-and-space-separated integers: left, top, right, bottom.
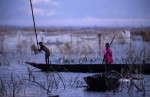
1, 62, 150, 97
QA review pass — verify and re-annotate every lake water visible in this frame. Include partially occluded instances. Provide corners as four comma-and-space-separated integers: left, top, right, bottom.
1, 62, 150, 97
0, 30, 150, 97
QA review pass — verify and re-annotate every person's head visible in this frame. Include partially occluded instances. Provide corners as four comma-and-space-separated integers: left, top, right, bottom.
38, 42, 43, 45
105, 43, 110, 49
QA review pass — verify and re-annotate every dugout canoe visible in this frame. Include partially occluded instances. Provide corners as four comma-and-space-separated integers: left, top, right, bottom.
25, 62, 150, 74
84, 70, 120, 91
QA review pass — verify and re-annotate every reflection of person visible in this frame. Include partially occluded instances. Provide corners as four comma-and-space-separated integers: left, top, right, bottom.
38, 42, 50, 64
103, 43, 113, 71
40, 30, 44, 42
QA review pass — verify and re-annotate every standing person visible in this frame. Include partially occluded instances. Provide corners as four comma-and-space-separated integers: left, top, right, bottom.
40, 30, 44, 42
103, 43, 113, 71
38, 42, 50, 64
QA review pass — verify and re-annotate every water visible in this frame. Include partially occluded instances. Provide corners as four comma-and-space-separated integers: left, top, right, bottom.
0, 30, 150, 97
1, 60, 150, 97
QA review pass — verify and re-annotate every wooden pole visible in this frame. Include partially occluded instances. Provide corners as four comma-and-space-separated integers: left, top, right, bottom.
98, 34, 101, 55
29, 0, 39, 49
0, 25, 7, 54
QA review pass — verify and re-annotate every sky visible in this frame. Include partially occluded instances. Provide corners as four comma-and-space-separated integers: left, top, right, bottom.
0, 0, 150, 27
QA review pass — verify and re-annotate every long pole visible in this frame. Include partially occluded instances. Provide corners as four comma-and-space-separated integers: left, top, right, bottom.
98, 34, 101, 55
29, 0, 39, 49
0, 25, 7, 54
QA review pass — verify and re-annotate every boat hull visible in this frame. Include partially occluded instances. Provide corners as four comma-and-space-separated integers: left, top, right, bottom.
26, 62, 150, 74
84, 71, 120, 91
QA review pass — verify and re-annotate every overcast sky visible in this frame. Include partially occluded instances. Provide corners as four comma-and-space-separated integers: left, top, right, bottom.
0, 0, 150, 27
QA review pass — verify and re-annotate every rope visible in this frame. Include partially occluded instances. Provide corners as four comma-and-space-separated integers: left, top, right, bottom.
29, 0, 39, 49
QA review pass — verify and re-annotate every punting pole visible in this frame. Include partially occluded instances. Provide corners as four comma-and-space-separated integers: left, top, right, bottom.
29, 0, 39, 49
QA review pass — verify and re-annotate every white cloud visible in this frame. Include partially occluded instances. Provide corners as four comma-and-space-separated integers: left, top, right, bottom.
4, 16, 150, 27
33, 8, 45, 16
31, 0, 59, 6
29, 0, 58, 17
36, 18, 150, 27
32, 0, 50, 4
33, 8, 56, 16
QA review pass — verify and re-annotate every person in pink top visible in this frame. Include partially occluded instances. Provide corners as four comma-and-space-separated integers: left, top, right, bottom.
103, 43, 113, 64
103, 43, 113, 71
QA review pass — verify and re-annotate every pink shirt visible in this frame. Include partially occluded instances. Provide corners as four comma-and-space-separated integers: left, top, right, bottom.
103, 48, 113, 64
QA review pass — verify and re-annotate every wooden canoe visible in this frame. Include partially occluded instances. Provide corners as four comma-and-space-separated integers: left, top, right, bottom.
25, 62, 150, 74
84, 70, 120, 91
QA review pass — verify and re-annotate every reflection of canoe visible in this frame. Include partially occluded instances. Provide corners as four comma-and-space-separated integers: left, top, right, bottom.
25, 62, 150, 74
84, 70, 120, 91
